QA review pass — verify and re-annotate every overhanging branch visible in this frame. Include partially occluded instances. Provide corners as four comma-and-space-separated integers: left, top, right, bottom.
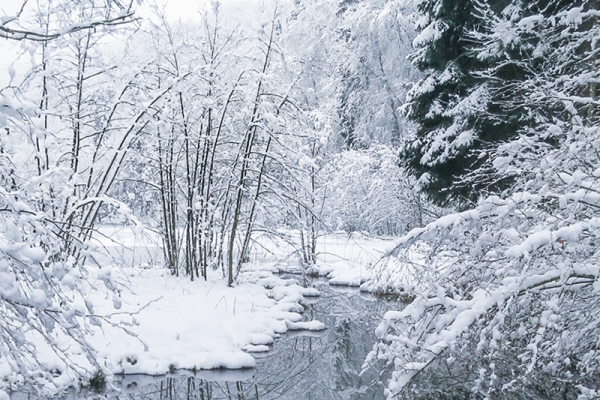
0, 12, 136, 41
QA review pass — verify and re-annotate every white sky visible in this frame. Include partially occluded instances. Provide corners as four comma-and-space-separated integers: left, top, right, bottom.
0, 0, 277, 86
141, 0, 270, 24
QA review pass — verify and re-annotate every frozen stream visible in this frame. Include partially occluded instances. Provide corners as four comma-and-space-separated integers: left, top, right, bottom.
31, 281, 393, 400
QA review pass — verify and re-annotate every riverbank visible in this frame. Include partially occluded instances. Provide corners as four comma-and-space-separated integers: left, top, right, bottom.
0, 227, 405, 398
0, 265, 323, 398
11, 282, 394, 400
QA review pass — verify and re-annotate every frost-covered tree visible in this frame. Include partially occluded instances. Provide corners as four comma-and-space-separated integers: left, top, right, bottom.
0, 0, 136, 41
319, 146, 437, 236
276, 0, 432, 245
116, 1, 341, 282
336, 0, 418, 149
0, 0, 152, 388
368, 1, 600, 398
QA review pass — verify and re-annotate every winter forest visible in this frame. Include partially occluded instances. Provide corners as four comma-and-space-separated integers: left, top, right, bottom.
0, 0, 599, 399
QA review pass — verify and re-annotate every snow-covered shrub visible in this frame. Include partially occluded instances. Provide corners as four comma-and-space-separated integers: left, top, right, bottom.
320, 145, 439, 236
366, 124, 600, 398
0, 188, 113, 390
0, 0, 143, 390
368, 1, 600, 397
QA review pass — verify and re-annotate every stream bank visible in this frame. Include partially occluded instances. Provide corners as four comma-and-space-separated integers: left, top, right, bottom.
21, 282, 394, 400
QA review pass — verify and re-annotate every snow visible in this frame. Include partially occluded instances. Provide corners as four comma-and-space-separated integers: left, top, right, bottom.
262, 112, 280, 131
0, 260, 328, 390
285, 320, 327, 331
20, 247, 45, 263
413, 21, 443, 47
29, 289, 48, 309
0, 226, 416, 393
60, 274, 76, 289
329, 269, 367, 287
454, 129, 475, 148
243, 344, 270, 353
250, 231, 399, 293
517, 15, 544, 29
100, 269, 316, 374
505, 221, 591, 258
565, 7, 583, 25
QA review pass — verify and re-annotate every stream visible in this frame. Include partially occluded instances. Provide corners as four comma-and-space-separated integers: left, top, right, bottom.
13, 278, 578, 400
19, 281, 394, 400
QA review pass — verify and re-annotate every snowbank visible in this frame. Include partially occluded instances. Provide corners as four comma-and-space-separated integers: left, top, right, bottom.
255, 231, 407, 292
0, 228, 416, 395
92, 267, 324, 375
0, 266, 324, 394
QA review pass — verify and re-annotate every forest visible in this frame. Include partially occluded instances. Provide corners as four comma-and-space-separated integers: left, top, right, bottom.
0, 0, 599, 399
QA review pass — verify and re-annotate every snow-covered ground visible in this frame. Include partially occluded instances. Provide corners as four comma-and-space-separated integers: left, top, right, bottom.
0, 266, 322, 396
1, 226, 409, 397
91, 267, 322, 374
249, 230, 404, 286
90, 226, 413, 291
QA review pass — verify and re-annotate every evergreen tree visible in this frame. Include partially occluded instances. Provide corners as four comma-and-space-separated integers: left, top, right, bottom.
465, 0, 593, 194
402, 0, 486, 204
404, 0, 597, 205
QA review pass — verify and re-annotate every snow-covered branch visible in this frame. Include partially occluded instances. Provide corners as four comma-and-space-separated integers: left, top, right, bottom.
0, 13, 136, 41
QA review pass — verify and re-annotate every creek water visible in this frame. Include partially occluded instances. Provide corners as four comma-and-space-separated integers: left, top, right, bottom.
29, 281, 393, 400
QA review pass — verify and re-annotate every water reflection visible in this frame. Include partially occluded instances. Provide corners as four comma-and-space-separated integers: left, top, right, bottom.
44, 283, 392, 400
38, 281, 590, 400
248, 285, 391, 400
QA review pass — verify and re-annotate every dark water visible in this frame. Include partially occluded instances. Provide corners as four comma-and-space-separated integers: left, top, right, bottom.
23, 282, 393, 400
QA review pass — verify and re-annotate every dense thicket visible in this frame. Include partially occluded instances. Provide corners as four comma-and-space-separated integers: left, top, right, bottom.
0, 0, 142, 386
370, 0, 600, 398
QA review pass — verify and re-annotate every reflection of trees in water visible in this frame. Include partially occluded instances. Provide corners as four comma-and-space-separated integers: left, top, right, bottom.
251, 289, 390, 399
235, 289, 390, 399
107, 287, 392, 400
113, 376, 257, 399
65, 285, 593, 400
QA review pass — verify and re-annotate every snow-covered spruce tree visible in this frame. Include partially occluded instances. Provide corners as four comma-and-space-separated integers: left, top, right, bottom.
403, 0, 597, 205
367, 1, 600, 398
402, 0, 570, 204
401, 0, 489, 204
458, 0, 594, 198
